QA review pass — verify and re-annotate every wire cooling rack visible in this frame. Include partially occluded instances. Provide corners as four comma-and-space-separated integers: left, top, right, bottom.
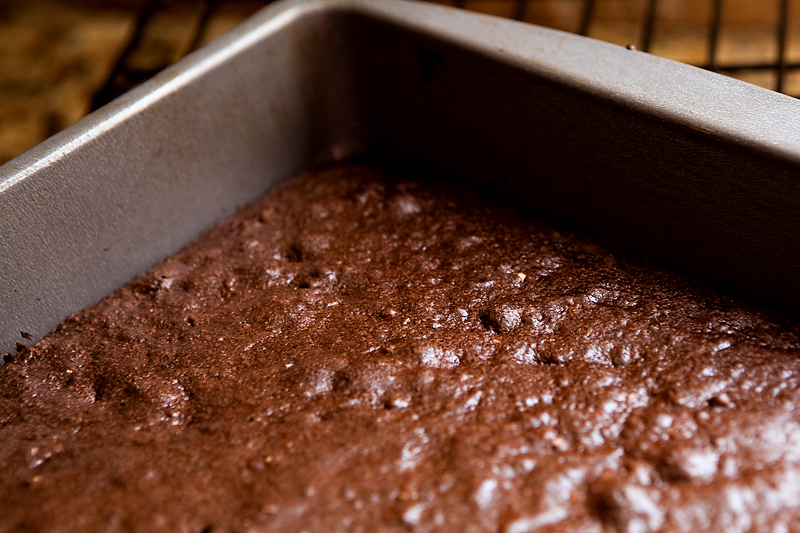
458, 0, 795, 92
89, 0, 800, 110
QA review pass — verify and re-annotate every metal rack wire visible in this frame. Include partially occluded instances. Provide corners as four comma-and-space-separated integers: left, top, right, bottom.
91, 0, 799, 110
455, 0, 797, 94
91, 0, 229, 110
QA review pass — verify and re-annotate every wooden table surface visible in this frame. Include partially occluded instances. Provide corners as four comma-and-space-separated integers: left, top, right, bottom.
1, 0, 797, 165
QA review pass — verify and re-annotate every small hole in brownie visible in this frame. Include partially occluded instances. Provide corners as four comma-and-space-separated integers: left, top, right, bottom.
93, 376, 109, 402
293, 269, 323, 290
201, 526, 213, 533
286, 243, 303, 262
479, 311, 494, 331
707, 393, 733, 408
186, 317, 196, 327
586, 486, 616, 525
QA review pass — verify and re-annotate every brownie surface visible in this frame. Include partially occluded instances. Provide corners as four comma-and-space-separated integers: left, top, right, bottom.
2, 164, 800, 532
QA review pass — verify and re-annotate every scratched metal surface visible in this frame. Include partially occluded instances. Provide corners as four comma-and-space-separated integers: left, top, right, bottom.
1, 0, 800, 356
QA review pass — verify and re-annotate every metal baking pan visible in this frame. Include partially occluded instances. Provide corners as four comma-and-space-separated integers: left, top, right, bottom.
2, 0, 800, 356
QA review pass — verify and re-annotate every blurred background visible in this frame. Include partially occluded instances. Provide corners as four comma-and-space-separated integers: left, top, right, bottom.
2, 0, 798, 165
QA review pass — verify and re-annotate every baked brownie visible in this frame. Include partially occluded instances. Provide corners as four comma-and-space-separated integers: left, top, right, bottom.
2, 164, 800, 532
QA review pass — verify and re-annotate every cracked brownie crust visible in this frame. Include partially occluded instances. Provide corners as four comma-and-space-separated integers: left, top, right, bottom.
2, 163, 800, 532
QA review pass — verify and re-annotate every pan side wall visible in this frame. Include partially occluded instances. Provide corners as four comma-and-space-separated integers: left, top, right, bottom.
339, 12, 800, 313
